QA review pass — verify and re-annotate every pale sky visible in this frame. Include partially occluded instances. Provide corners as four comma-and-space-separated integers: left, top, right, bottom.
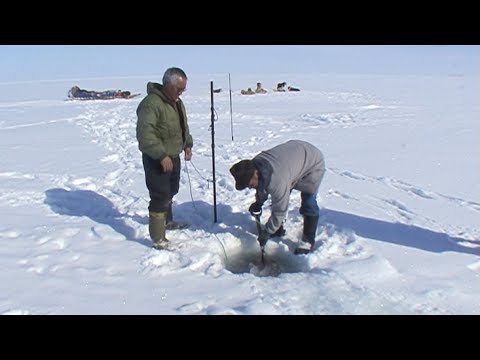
1, 45, 478, 82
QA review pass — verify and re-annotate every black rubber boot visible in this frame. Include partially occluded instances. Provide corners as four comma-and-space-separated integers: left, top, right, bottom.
165, 202, 189, 230
166, 202, 173, 224
270, 225, 286, 238
294, 215, 319, 255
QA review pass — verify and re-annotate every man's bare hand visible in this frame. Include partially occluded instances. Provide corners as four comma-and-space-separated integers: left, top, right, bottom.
184, 147, 192, 161
160, 156, 173, 172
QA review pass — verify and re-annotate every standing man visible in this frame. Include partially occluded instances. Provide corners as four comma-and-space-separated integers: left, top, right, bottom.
229, 140, 325, 254
136, 67, 193, 250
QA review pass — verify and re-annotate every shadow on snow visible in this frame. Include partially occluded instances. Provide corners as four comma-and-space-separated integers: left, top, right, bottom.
44, 188, 150, 247
43, 189, 476, 275
321, 208, 478, 256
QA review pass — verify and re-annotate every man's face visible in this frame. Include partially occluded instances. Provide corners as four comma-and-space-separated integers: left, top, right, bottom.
247, 170, 259, 189
165, 76, 187, 102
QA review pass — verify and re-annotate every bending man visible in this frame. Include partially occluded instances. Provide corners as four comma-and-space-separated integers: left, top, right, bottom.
230, 140, 325, 254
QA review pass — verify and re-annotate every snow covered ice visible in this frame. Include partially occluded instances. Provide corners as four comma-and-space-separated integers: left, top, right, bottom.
0, 45, 479, 314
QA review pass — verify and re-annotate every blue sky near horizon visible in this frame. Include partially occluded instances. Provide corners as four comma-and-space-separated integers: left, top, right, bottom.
1, 45, 479, 82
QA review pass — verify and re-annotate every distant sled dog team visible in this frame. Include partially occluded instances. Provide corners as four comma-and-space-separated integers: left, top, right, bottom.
241, 81, 301, 95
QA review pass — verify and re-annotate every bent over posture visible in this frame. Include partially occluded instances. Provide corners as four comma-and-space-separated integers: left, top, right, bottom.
136, 67, 193, 250
230, 140, 325, 254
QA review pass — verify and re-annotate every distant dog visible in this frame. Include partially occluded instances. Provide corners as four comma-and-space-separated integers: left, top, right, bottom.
241, 88, 255, 95
276, 82, 287, 91
255, 82, 267, 94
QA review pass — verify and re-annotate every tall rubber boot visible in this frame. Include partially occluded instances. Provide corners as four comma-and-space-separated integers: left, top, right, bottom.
165, 202, 190, 230
270, 224, 286, 238
149, 211, 168, 250
166, 202, 173, 224
294, 215, 319, 255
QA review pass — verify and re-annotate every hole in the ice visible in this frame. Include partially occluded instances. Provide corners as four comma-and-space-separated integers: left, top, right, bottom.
224, 249, 305, 277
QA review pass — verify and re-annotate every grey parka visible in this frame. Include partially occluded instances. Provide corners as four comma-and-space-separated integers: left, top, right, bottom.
253, 140, 325, 234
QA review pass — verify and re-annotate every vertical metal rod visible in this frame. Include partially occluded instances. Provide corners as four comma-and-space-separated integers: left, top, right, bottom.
210, 81, 218, 223
228, 73, 234, 141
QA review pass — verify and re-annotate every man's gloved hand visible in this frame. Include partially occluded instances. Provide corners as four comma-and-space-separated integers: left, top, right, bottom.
257, 226, 270, 247
249, 202, 262, 216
